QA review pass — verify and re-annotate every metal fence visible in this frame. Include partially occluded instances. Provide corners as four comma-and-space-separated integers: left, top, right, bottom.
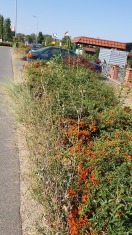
101, 63, 111, 78
117, 66, 126, 82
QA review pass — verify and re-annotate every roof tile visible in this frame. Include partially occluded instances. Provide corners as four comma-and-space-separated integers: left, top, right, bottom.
72, 36, 126, 50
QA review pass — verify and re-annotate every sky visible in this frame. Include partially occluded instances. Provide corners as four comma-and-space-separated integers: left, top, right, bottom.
0, 0, 132, 42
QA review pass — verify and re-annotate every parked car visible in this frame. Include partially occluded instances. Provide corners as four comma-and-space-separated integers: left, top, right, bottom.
30, 44, 42, 51
27, 46, 76, 61
27, 46, 102, 73
87, 60, 102, 73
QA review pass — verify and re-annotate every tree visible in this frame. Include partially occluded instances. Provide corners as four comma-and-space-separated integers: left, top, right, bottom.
43, 34, 52, 46
61, 36, 71, 49
0, 15, 4, 41
3, 18, 12, 41
37, 32, 44, 44
25, 34, 36, 44
15, 33, 25, 43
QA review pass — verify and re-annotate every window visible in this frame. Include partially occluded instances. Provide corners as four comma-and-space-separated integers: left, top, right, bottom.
52, 48, 61, 57
61, 49, 69, 56
69, 50, 76, 56
41, 48, 50, 59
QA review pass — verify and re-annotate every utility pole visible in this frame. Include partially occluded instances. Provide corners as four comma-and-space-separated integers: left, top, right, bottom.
15, 0, 17, 37
33, 15, 38, 44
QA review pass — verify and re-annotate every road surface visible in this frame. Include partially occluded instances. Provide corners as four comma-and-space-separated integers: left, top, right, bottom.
0, 47, 22, 235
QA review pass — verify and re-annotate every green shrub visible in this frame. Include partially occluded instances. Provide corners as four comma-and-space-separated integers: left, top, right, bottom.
0, 41, 12, 47
8, 58, 132, 235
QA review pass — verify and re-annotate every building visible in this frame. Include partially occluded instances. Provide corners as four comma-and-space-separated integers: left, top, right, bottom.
72, 36, 126, 52
72, 36, 132, 53
72, 36, 132, 65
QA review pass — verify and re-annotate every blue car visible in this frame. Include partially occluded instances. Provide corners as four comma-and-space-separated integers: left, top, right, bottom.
27, 46, 76, 61
30, 44, 42, 51
27, 46, 102, 73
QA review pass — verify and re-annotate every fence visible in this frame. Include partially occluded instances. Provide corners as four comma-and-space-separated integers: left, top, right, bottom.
101, 62, 132, 88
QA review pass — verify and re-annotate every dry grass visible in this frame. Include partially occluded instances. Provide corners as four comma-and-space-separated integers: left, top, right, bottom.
11, 48, 47, 235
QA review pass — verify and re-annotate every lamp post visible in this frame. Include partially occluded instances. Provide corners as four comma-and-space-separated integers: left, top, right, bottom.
33, 15, 38, 44
15, 0, 17, 37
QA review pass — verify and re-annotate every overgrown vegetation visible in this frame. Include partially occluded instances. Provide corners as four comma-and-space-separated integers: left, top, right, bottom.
9, 53, 132, 235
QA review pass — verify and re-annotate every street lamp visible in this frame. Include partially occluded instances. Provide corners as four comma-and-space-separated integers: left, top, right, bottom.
33, 15, 38, 44
15, 0, 17, 37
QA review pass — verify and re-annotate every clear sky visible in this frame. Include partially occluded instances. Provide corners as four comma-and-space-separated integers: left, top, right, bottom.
0, 0, 132, 42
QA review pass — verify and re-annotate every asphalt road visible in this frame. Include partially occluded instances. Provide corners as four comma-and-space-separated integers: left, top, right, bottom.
0, 47, 22, 235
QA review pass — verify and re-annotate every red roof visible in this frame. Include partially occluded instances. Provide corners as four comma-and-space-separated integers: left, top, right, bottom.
72, 36, 126, 50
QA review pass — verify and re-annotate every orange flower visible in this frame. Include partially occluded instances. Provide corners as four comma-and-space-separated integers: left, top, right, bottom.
126, 155, 132, 160
87, 149, 93, 155
79, 217, 87, 226
78, 205, 82, 212
71, 209, 78, 218
78, 169, 88, 180
69, 225, 78, 235
86, 183, 91, 188
82, 194, 87, 203
116, 212, 121, 217
68, 216, 76, 226
67, 186, 76, 197
91, 170, 96, 184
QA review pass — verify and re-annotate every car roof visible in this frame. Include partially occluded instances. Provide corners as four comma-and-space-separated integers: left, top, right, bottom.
30, 46, 76, 53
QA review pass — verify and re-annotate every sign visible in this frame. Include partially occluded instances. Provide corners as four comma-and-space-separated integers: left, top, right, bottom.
52, 40, 56, 45
11, 26, 15, 32
53, 33, 57, 39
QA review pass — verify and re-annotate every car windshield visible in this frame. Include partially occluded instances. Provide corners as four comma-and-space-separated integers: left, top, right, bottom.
61, 49, 77, 56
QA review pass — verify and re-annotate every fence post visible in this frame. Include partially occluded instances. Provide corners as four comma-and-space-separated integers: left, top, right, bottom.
124, 68, 132, 83
109, 64, 119, 79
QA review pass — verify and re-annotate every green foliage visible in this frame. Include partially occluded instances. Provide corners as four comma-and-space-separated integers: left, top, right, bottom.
0, 41, 12, 47
83, 47, 100, 62
15, 33, 25, 43
0, 15, 4, 40
128, 56, 132, 68
37, 32, 44, 44
0, 15, 13, 42
8, 56, 132, 234
26, 59, 119, 119
25, 34, 36, 44
61, 36, 72, 49
43, 34, 52, 46
3, 18, 12, 41
80, 129, 132, 234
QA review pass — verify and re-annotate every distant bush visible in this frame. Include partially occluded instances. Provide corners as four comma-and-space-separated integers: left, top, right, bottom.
0, 41, 12, 47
